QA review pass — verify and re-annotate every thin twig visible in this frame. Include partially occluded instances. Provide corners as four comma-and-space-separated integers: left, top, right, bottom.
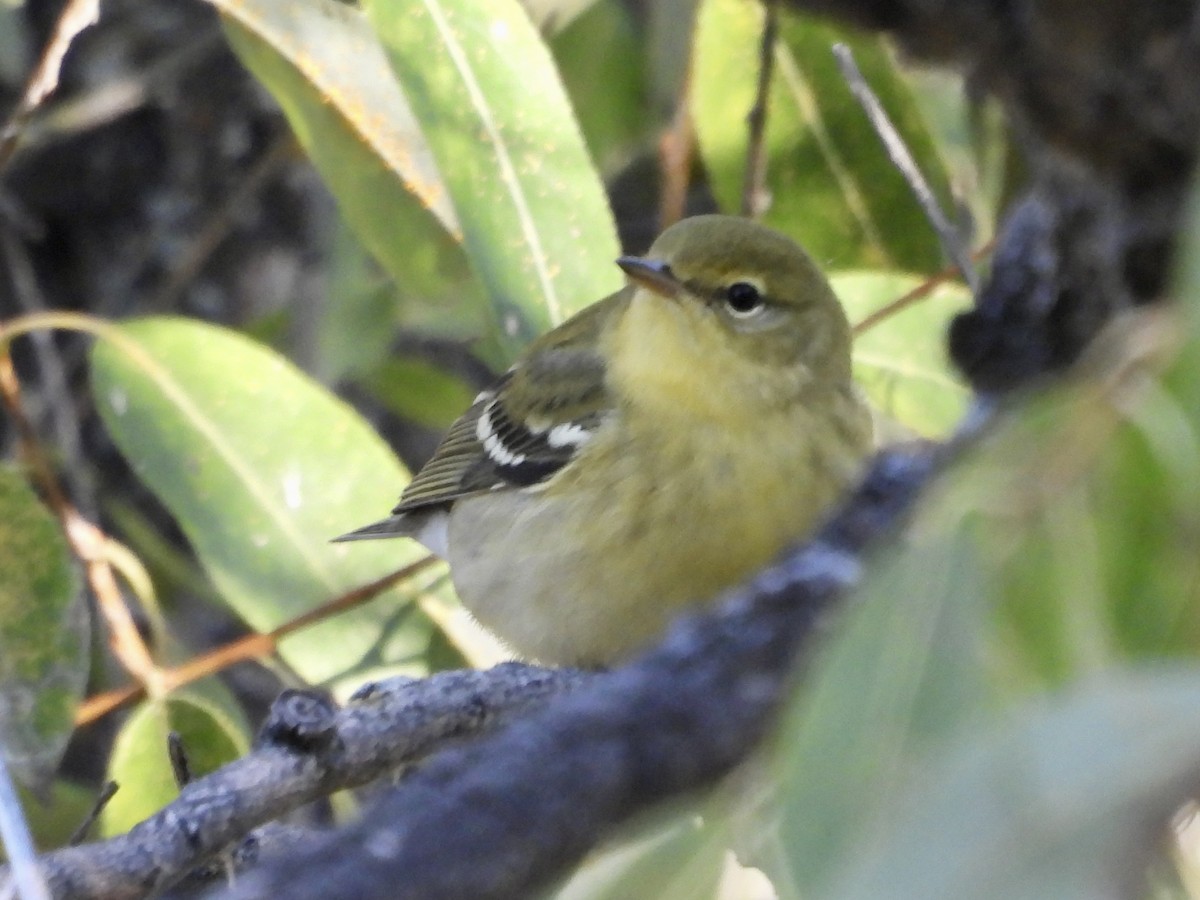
72, 685, 140, 726
832, 43, 979, 294
67, 513, 163, 692
67, 783, 118, 847
0, 0, 100, 175
75, 557, 440, 725
0, 226, 97, 519
742, 0, 778, 218
168, 734, 192, 789
852, 240, 995, 336
0, 352, 162, 693
658, 74, 695, 230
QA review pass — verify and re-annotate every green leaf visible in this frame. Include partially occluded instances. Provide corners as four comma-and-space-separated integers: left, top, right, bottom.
692, 0, 953, 271
220, 0, 484, 353
317, 216, 487, 383
550, 810, 728, 900
0, 467, 85, 792
365, 0, 623, 360
363, 357, 478, 431
219, 0, 455, 234
100, 684, 249, 837
833, 271, 972, 438
518, 0, 600, 33
931, 320, 1200, 684
90, 317, 449, 685
826, 671, 1200, 900
1098, 407, 1200, 657
550, 1, 648, 177
775, 524, 997, 895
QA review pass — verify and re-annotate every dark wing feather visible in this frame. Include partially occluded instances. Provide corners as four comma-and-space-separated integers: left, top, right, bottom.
390, 391, 496, 513
391, 293, 623, 515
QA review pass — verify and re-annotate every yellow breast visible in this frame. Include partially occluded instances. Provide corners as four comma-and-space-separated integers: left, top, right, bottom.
445, 287, 871, 665
447, 379, 869, 666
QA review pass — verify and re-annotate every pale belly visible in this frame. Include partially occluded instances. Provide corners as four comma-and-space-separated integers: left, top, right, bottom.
446, 405, 868, 666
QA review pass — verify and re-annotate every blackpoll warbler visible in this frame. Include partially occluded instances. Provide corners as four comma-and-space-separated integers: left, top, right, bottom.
338, 215, 872, 666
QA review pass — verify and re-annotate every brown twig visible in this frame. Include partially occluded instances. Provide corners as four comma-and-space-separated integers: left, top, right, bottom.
72, 685, 141, 726
742, 0, 779, 218
658, 74, 695, 230
75, 557, 440, 725
0, 0, 100, 174
71, 513, 163, 689
0, 348, 162, 694
852, 240, 995, 336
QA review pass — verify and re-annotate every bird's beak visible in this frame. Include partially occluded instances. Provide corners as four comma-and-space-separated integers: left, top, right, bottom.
616, 256, 682, 299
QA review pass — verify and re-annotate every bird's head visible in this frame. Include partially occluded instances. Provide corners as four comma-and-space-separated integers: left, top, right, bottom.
611, 215, 853, 415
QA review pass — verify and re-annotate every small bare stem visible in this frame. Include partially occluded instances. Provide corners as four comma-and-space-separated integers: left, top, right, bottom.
833, 43, 979, 294
67, 781, 119, 847
75, 557, 439, 725
658, 84, 695, 231
0, 0, 100, 174
853, 240, 995, 336
742, 0, 778, 218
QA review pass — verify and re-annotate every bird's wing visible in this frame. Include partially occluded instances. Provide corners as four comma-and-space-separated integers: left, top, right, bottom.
392, 296, 620, 515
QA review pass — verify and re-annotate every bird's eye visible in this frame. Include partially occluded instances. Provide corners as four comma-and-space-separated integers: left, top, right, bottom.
724, 281, 764, 316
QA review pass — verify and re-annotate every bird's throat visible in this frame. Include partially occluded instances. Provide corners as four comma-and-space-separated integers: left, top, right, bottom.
605, 290, 808, 420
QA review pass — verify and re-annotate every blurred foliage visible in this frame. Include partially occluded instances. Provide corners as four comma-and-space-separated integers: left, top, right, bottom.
3, 0, 1198, 898
0, 468, 85, 794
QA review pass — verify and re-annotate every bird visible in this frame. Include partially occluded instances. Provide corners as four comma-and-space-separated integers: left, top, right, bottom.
336, 214, 872, 667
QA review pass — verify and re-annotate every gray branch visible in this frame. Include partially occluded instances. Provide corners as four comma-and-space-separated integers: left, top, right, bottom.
0, 665, 590, 899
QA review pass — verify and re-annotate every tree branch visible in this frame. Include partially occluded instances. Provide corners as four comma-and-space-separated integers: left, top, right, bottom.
0, 665, 590, 899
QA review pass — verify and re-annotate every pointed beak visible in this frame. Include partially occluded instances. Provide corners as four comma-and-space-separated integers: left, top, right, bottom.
616, 256, 683, 299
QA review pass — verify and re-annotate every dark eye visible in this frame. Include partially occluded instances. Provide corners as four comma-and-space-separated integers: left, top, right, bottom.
725, 281, 764, 315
